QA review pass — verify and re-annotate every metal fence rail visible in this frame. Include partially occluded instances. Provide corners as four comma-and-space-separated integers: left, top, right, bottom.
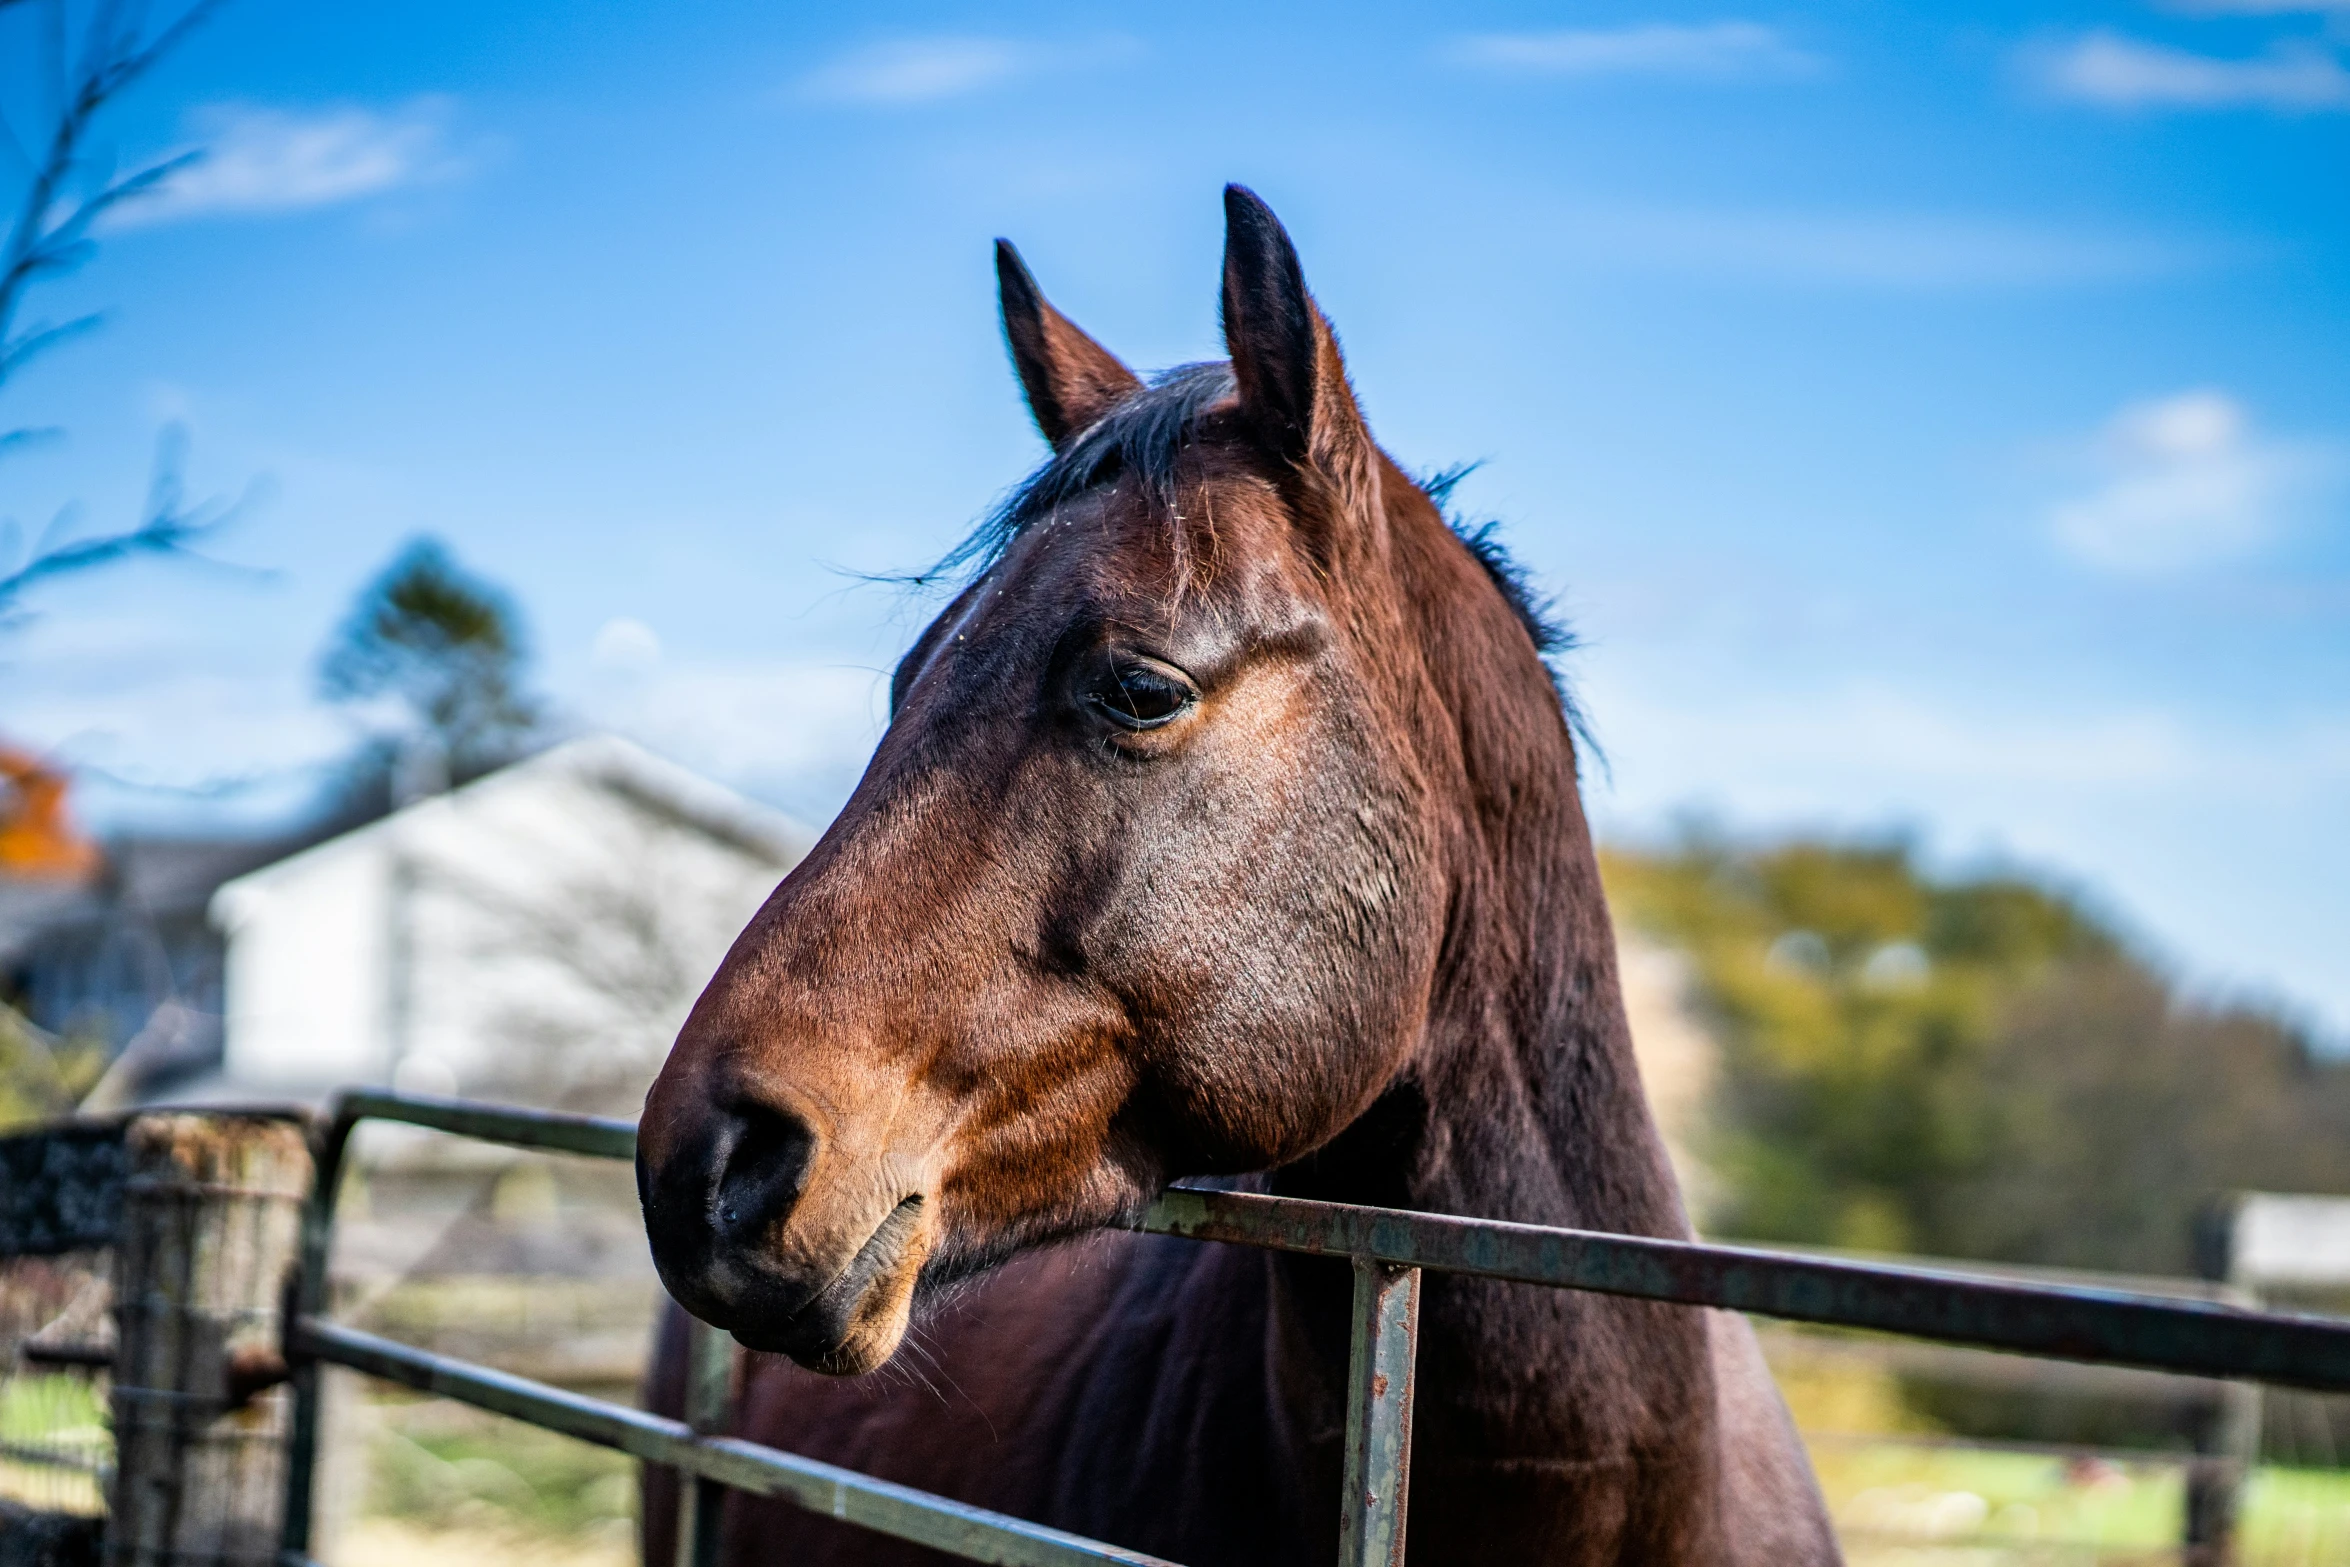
1144, 1187, 2350, 1393
279, 1090, 2350, 1567
291, 1317, 1175, 1567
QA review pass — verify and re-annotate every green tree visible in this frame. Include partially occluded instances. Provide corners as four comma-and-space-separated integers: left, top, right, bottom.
1940, 959, 2350, 1274
318, 537, 543, 789
1604, 833, 2350, 1275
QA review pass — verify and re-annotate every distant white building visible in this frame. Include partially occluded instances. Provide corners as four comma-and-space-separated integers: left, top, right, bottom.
200, 735, 811, 1114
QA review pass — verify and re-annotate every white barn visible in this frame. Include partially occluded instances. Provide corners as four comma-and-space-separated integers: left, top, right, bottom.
203, 735, 811, 1114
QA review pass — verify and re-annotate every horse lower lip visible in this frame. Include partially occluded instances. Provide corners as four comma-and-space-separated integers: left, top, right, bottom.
744, 1195, 924, 1356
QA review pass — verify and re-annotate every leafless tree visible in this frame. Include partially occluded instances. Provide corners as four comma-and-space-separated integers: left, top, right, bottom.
0, 0, 233, 622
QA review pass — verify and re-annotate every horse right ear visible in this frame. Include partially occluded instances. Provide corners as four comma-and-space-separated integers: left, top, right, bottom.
1218, 185, 1379, 533
995, 240, 1141, 450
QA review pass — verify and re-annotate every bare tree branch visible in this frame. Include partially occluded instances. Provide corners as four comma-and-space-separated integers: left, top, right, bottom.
0, 422, 248, 619
0, 0, 230, 615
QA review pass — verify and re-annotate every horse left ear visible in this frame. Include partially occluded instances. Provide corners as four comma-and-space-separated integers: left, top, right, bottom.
1219, 185, 1379, 529
996, 239, 1142, 450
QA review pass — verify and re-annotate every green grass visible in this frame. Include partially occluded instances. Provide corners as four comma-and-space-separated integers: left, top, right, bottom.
1811, 1438, 2350, 1563
2240, 1466, 2350, 1564
365, 1394, 636, 1542
0, 1373, 109, 1515
1813, 1441, 2179, 1550
0, 1374, 104, 1446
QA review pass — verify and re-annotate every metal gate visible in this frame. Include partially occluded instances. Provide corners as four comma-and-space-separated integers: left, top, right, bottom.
278, 1090, 2350, 1567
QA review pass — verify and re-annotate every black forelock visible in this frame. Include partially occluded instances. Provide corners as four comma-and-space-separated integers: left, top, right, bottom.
933, 361, 1238, 580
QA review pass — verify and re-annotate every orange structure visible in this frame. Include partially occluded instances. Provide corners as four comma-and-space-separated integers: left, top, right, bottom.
0, 746, 102, 882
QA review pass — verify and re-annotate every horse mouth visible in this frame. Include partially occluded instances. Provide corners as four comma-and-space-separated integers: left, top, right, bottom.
734, 1195, 928, 1375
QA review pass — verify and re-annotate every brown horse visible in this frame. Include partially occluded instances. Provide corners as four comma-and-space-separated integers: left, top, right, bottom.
635, 187, 1838, 1565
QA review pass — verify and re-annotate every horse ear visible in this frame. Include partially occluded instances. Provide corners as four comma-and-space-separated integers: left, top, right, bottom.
1218, 185, 1378, 521
995, 240, 1142, 450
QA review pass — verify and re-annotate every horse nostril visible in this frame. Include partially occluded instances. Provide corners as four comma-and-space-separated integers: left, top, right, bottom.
713, 1099, 819, 1243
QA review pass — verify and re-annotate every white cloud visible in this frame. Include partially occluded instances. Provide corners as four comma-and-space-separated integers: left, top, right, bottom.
2048, 390, 2324, 573
590, 617, 662, 672
3, 632, 889, 835
1447, 22, 1821, 81
2031, 31, 2350, 110
795, 36, 1136, 106
0, 626, 350, 830
115, 98, 468, 228
1596, 677, 2209, 798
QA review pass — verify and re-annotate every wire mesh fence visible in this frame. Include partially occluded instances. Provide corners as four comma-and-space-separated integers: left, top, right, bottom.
1, 1116, 125, 1567
1, 1250, 112, 1566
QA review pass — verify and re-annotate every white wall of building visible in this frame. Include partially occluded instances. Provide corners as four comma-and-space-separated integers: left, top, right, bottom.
215, 835, 392, 1094
211, 736, 811, 1112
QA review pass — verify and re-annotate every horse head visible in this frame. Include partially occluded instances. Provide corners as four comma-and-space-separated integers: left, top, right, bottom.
637, 186, 1567, 1375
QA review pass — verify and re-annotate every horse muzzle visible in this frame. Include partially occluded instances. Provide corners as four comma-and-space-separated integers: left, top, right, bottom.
638, 1090, 937, 1376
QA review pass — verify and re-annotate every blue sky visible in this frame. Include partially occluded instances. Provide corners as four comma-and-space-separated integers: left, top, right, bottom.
4, 2, 2346, 1037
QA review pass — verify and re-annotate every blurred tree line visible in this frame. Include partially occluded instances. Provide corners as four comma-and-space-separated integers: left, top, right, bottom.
1604, 834, 2350, 1277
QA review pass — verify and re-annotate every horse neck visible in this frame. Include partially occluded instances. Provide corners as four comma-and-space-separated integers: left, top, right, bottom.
1281, 491, 1689, 1245
1266, 489, 1713, 1470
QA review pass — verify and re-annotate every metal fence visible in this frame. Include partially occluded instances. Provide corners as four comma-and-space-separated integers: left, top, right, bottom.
270, 1089, 2350, 1567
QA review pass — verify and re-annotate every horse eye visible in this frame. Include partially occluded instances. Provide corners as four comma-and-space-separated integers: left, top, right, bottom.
1091, 658, 1196, 730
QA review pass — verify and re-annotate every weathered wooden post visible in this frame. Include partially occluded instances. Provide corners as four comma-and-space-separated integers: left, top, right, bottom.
106, 1114, 310, 1567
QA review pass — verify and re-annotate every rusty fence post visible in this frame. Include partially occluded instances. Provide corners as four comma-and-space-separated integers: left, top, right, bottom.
1337, 1258, 1420, 1567
674, 1316, 736, 1567
2181, 1197, 2261, 1567
106, 1114, 310, 1567
2183, 1377, 2258, 1567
